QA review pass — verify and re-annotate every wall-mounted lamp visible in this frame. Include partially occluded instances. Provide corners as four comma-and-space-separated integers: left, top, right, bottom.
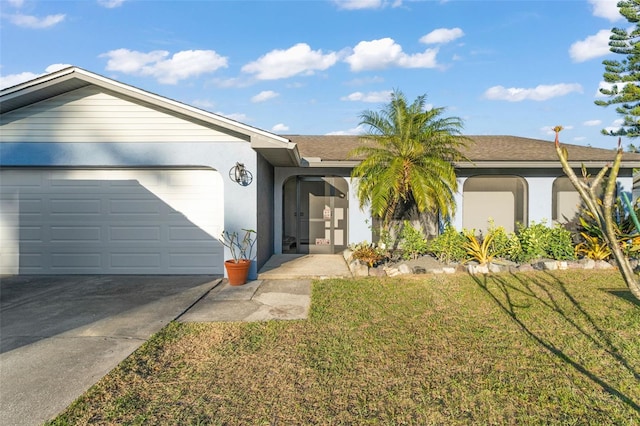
229, 162, 253, 186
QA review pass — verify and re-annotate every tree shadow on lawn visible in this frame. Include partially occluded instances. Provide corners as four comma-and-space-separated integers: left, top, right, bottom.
602, 288, 640, 307
471, 271, 640, 414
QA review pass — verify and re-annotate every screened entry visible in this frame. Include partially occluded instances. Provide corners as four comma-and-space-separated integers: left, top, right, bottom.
552, 176, 581, 224
282, 176, 348, 254
462, 175, 528, 233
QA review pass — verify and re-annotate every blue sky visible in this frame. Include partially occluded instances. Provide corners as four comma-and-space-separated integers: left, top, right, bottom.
0, 0, 632, 149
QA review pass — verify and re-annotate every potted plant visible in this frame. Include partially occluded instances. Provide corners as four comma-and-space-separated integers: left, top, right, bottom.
221, 228, 256, 285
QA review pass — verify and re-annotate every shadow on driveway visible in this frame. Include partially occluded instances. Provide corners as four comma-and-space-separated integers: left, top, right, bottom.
0, 275, 220, 426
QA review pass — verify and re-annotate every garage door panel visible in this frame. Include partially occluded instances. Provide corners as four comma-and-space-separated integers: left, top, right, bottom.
16, 199, 44, 215
109, 199, 164, 215
6, 226, 43, 241
111, 252, 161, 269
15, 253, 43, 270
50, 199, 102, 215
50, 226, 102, 242
52, 252, 102, 269
110, 226, 161, 242
0, 168, 224, 275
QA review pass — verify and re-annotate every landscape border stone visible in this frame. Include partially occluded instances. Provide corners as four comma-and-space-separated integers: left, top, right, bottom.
345, 254, 622, 277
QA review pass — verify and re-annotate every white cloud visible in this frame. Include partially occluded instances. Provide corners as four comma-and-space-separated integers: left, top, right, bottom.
0, 64, 70, 90
0, 71, 40, 89
420, 28, 464, 45
216, 112, 249, 122
272, 123, 289, 132
242, 43, 338, 80
101, 48, 228, 84
9, 13, 65, 28
326, 125, 366, 135
101, 49, 167, 73
569, 29, 611, 62
191, 99, 215, 110
588, 0, 621, 21
341, 90, 392, 102
344, 37, 439, 71
604, 118, 624, 134
595, 80, 629, 97
583, 119, 602, 126
7, 0, 25, 7
573, 136, 587, 142
251, 90, 279, 103
333, 0, 383, 9
45, 63, 70, 73
98, 0, 126, 8
484, 83, 583, 102
332, 0, 401, 10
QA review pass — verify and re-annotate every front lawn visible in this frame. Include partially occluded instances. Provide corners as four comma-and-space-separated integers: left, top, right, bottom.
50, 270, 640, 425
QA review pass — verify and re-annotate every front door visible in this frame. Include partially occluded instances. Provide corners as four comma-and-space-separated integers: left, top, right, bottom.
283, 176, 348, 254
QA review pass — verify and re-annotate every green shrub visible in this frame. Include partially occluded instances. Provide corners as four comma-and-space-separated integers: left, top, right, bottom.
486, 221, 521, 261
514, 221, 549, 263
399, 221, 428, 260
546, 224, 576, 260
512, 221, 575, 262
427, 225, 467, 264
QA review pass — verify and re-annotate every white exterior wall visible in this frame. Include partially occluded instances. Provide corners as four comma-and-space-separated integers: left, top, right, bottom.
527, 177, 553, 224
453, 174, 636, 232
452, 177, 465, 230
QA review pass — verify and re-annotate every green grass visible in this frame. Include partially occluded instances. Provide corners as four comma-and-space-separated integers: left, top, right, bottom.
49, 270, 640, 425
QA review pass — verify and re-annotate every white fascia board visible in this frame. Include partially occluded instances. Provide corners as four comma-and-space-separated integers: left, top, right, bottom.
455, 160, 640, 169
0, 66, 78, 97
301, 158, 361, 168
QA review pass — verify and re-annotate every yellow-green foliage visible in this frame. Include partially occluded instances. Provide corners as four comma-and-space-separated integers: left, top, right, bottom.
575, 232, 612, 260
463, 229, 496, 265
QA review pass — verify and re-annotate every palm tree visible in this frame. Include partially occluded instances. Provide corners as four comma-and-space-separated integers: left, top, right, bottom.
349, 89, 469, 232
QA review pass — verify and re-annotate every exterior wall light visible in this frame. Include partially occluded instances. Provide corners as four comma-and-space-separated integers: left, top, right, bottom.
229, 162, 253, 186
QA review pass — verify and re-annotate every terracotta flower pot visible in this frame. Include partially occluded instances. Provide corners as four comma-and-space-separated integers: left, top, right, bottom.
224, 259, 251, 286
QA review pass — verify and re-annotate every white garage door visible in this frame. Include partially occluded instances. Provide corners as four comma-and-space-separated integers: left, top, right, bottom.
0, 168, 224, 275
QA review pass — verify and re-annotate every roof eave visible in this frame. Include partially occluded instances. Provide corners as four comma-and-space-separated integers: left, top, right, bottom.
455, 160, 640, 169
1, 67, 292, 147
300, 159, 361, 168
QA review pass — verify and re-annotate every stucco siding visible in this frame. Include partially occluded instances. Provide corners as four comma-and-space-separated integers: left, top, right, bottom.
454, 171, 635, 232
0, 86, 245, 143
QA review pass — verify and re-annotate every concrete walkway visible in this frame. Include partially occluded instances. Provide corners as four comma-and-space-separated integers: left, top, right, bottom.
180, 254, 352, 322
258, 254, 351, 279
179, 279, 311, 322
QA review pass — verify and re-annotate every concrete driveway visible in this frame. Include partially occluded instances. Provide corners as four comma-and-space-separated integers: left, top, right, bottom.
0, 275, 220, 426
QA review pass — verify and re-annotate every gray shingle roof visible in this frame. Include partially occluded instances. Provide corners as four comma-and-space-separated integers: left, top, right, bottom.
283, 134, 640, 164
